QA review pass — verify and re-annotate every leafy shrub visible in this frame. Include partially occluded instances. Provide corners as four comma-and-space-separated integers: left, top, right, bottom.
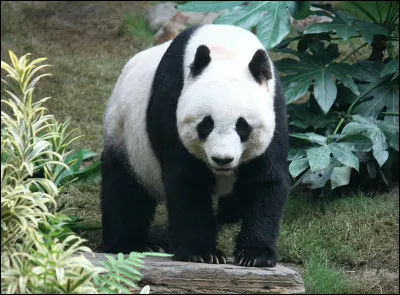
178, 1, 399, 192
1, 51, 170, 294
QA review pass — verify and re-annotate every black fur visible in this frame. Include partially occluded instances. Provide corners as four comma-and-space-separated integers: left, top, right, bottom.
236, 117, 252, 142
101, 25, 289, 267
146, 26, 220, 261
190, 45, 211, 77
197, 115, 214, 140
100, 145, 156, 253
219, 66, 289, 267
249, 49, 272, 83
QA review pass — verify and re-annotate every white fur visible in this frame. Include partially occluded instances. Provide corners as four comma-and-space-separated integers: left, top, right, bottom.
105, 25, 277, 201
177, 25, 276, 171
104, 41, 172, 200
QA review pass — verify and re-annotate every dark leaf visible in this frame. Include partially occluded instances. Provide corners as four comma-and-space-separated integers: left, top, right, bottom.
287, 1, 311, 20
303, 12, 358, 41
355, 20, 388, 44
381, 59, 399, 78
290, 132, 327, 145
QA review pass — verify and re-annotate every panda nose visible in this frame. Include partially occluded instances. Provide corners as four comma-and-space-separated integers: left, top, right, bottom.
212, 156, 234, 166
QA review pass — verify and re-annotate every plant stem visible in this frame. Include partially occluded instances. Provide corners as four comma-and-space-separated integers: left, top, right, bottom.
333, 118, 345, 135
341, 42, 369, 63
384, 1, 393, 24
381, 112, 400, 116
376, 1, 382, 23
349, 2, 378, 23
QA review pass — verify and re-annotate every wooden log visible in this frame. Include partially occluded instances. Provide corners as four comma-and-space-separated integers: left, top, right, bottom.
85, 253, 305, 294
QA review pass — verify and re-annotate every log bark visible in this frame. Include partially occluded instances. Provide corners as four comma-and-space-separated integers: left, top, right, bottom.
85, 253, 305, 294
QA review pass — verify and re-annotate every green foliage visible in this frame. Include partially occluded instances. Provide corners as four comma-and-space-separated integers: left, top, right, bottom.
303, 258, 352, 294
118, 11, 154, 47
178, 1, 312, 49
94, 252, 172, 294
1, 51, 170, 294
179, 1, 399, 191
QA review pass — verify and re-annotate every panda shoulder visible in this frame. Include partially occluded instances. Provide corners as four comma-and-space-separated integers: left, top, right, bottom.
120, 40, 173, 78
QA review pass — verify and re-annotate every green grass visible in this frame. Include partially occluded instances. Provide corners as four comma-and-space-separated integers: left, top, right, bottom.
216, 193, 399, 294
118, 11, 154, 48
1, 2, 399, 294
279, 194, 399, 269
303, 259, 352, 294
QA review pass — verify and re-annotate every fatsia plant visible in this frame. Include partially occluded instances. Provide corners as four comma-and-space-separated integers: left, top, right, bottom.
178, 1, 312, 49
178, 1, 399, 191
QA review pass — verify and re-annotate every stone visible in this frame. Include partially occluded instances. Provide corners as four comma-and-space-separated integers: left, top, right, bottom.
154, 20, 187, 45
146, 2, 178, 32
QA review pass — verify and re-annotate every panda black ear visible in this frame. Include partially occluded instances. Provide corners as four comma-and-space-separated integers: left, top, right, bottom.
249, 49, 272, 84
190, 45, 211, 77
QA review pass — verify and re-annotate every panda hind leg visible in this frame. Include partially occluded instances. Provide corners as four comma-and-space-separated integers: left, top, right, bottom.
100, 146, 157, 254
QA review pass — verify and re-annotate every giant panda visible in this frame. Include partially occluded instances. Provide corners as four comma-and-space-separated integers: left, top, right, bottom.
101, 24, 289, 267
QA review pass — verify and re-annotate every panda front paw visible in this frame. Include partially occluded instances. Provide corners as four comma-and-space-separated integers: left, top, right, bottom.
173, 248, 227, 264
234, 247, 277, 267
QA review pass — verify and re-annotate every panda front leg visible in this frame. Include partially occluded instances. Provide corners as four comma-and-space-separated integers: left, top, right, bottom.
164, 178, 227, 264
233, 180, 288, 267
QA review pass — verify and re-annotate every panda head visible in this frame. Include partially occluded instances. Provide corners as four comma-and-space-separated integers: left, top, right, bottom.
177, 44, 276, 176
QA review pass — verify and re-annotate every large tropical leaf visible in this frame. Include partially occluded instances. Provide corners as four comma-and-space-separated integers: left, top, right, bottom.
304, 11, 388, 43
306, 145, 330, 172
328, 142, 359, 171
354, 79, 399, 122
381, 59, 399, 79
342, 115, 391, 167
213, 1, 266, 30
256, 2, 293, 49
330, 166, 352, 189
290, 132, 327, 145
289, 158, 309, 178
301, 158, 341, 189
276, 43, 359, 113
303, 12, 357, 41
354, 20, 388, 44
213, 1, 312, 49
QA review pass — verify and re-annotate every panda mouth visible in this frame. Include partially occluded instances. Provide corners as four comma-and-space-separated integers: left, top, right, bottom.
214, 168, 234, 176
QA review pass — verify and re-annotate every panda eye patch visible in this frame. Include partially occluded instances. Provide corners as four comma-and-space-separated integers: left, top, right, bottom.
197, 116, 214, 140
236, 117, 252, 142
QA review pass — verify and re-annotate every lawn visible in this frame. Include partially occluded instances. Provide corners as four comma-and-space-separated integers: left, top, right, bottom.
1, 1, 399, 294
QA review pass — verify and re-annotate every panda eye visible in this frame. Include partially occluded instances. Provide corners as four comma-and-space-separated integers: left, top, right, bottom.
197, 116, 214, 140
236, 117, 252, 142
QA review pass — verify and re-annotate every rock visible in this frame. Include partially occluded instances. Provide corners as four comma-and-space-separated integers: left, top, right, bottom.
153, 11, 226, 44
154, 20, 187, 45
292, 7, 333, 32
171, 11, 223, 26
84, 253, 305, 294
146, 2, 178, 32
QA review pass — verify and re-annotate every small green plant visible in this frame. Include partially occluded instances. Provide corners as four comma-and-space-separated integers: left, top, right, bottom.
1, 51, 171, 294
